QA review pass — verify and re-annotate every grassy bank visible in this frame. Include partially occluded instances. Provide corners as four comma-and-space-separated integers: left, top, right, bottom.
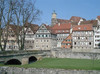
0, 58, 100, 70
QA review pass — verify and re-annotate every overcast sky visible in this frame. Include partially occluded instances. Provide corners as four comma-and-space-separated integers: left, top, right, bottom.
34, 0, 100, 25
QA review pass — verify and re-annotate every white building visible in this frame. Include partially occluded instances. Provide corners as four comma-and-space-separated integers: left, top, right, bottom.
24, 23, 39, 50
34, 24, 57, 50
94, 16, 100, 48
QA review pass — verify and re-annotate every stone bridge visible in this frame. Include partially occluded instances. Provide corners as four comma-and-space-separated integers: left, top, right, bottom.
0, 51, 44, 65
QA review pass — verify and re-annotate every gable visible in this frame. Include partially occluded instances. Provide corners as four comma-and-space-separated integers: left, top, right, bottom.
36, 24, 50, 34
26, 27, 34, 34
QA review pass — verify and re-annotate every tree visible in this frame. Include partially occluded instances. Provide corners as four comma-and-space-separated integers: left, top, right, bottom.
0, 0, 40, 51
13, 0, 40, 50
0, 0, 14, 51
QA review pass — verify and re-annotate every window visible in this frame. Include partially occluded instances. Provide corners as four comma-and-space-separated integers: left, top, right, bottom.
42, 26, 44, 28
86, 32, 87, 34
74, 42, 76, 45
78, 37, 80, 40
46, 35, 48, 37
42, 35, 44, 37
86, 37, 87, 40
89, 42, 91, 45
68, 40, 70, 41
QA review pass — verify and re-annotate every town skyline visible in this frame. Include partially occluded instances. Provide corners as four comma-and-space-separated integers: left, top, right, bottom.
35, 0, 100, 25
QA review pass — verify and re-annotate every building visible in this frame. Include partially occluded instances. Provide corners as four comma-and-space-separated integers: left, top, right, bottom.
51, 23, 71, 47
72, 24, 94, 50
94, 16, 100, 48
24, 23, 39, 50
61, 34, 72, 49
34, 24, 57, 50
70, 16, 86, 25
2, 25, 20, 51
51, 11, 70, 26
80, 20, 99, 49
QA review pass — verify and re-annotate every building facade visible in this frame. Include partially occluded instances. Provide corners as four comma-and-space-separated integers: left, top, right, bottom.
34, 24, 57, 50
72, 24, 94, 49
61, 34, 72, 48
24, 24, 39, 50
51, 23, 71, 47
2, 25, 19, 51
94, 16, 100, 48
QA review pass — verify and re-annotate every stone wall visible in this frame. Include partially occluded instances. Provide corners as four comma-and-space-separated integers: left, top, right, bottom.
51, 49, 100, 59
0, 67, 100, 74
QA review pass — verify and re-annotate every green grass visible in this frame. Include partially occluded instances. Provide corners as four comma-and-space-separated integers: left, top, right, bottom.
0, 58, 100, 70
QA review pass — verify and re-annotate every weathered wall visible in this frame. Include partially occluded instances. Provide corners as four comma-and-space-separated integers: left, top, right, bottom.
0, 67, 100, 74
51, 49, 100, 59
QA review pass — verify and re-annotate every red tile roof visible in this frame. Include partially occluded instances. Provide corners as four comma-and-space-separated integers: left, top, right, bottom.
51, 23, 71, 34
97, 16, 100, 20
8, 24, 21, 35
52, 23, 71, 30
80, 20, 97, 26
70, 16, 81, 22
23, 22, 39, 33
57, 19, 70, 24
73, 24, 93, 31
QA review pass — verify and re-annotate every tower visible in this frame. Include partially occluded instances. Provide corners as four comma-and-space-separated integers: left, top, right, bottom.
51, 11, 57, 26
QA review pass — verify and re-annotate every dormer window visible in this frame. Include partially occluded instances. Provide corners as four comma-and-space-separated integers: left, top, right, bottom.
84, 27, 87, 30
78, 27, 81, 30
42, 26, 44, 28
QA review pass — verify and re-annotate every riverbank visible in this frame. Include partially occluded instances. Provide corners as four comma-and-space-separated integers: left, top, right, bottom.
0, 67, 100, 74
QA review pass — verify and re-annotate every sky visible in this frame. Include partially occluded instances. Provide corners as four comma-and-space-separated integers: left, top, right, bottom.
34, 0, 100, 25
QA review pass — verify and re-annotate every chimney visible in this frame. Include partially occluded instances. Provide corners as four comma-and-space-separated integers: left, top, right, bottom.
58, 23, 60, 26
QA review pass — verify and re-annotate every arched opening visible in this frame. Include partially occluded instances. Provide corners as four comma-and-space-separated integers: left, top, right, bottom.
29, 56, 37, 64
5, 59, 21, 65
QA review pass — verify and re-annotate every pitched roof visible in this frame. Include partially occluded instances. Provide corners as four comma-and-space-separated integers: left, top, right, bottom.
97, 16, 100, 20
23, 22, 39, 33
57, 19, 70, 24
80, 20, 98, 27
70, 16, 82, 22
8, 24, 21, 35
73, 24, 93, 31
51, 23, 71, 34
30, 24, 39, 33
52, 23, 71, 30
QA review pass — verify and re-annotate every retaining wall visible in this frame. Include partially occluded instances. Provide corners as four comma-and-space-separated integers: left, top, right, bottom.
0, 67, 100, 74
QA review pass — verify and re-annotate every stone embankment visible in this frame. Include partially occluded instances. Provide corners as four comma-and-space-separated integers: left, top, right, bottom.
51, 49, 100, 59
0, 67, 100, 74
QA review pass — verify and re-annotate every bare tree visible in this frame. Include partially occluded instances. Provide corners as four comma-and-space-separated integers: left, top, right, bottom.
0, 0, 14, 51
13, 0, 40, 50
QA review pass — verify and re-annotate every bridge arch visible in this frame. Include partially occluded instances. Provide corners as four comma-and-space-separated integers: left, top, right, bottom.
5, 59, 21, 65
29, 56, 37, 64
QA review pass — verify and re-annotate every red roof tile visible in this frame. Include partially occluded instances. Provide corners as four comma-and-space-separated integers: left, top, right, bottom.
52, 23, 71, 30
70, 16, 81, 22
80, 20, 97, 26
73, 24, 93, 31
57, 19, 70, 24
51, 23, 71, 34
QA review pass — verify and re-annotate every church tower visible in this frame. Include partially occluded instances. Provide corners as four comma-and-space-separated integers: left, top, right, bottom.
51, 11, 57, 26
